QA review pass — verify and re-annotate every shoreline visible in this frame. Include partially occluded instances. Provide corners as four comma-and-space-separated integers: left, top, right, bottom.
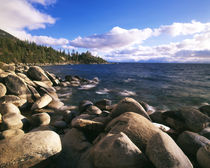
0, 62, 210, 167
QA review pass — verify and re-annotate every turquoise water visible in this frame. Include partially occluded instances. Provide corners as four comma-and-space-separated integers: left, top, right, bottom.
43, 63, 210, 111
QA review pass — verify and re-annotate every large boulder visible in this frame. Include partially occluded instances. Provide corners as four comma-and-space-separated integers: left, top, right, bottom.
86, 105, 102, 115
177, 131, 210, 158
0, 129, 24, 139
16, 73, 36, 87
31, 94, 52, 110
91, 132, 150, 168
4, 74, 32, 100
106, 112, 160, 151
162, 108, 210, 132
0, 130, 62, 168
60, 128, 92, 168
111, 97, 151, 120
0, 83, 7, 98
27, 66, 52, 86
146, 131, 193, 168
45, 71, 60, 86
197, 144, 210, 168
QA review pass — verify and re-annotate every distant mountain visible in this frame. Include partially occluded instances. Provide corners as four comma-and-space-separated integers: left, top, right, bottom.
0, 29, 107, 64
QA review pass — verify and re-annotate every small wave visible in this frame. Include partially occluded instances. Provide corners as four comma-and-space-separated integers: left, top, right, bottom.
124, 78, 135, 83
119, 90, 136, 96
96, 88, 110, 95
57, 92, 72, 98
78, 84, 96, 90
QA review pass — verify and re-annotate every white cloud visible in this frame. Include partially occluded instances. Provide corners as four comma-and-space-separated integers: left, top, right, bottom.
69, 26, 153, 51
29, 0, 56, 6
154, 20, 210, 36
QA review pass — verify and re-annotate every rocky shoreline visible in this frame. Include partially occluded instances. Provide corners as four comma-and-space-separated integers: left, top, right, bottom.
0, 62, 210, 168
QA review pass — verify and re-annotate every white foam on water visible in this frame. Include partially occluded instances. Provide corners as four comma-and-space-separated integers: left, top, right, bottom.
57, 92, 72, 98
96, 88, 110, 95
78, 84, 96, 90
124, 78, 135, 83
119, 90, 136, 96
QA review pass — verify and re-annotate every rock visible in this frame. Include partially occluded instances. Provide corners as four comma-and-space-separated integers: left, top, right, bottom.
0, 130, 61, 168
71, 114, 104, 133
45, 71, 60, 86
27, 85, 41, 100
30, 112, 51, 127
162, 108, 210, 132
200, 127, 210, 139
33, 81, 56, 93
2, 113, 26, 130
63, 110, 77, 124
53, 120, 67, 129
31, 94, 53, 110
111, 97, 151, 120
106, 112, 160, 151
146, 131, 193, 168
16, 73, 36, 87
27, 66, 52, 86
199, 105, 210, 117
152, 123, 171, 132
79, 100, 93, 113
0, 129, 24, 139
0, 103, 21, 115
92, 132, 150, 168
0, 95, 27, 108
150, 111, 165, 124
0, 83, 7, 98
60, 128, 92, 168
86, 105, 102, 115
95, 99, 112, 110
139, 100, 155, 115
0, 62, 15, 71
197, 144, 210, 168
47, 100, 64, 110
4, 74, 32, 100
177, 131, 210, 157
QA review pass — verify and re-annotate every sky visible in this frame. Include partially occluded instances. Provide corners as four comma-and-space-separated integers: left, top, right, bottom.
1, 0, 210, 63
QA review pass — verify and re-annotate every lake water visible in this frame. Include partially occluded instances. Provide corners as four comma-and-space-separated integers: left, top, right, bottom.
42, 63, 210, 111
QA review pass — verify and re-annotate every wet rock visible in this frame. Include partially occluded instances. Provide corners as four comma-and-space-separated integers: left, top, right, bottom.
0, 83, 7, 98
95, 99, 112, 110
31, 94, 53, 110
177, 131, 210, 157
0, 129, 24, 139
106, 112, 160, 151
150, 111, 165, 124
111, 97, 151, 120
0, 130, 61, 168
92, 132, 150, 168
197, 144, 210, 168
27, 66, 52, 86
30, 112, 50, 127
86, 105, 102, 115
199, 105, 210, 117
162, 108, 210, 132
4, 74, 32, 100
146, 131, 193, 168
79, 100, 93, 113
200, 127, 210, 139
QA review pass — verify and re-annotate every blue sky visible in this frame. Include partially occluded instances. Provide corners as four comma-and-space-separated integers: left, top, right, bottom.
1, 0, 210, 62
